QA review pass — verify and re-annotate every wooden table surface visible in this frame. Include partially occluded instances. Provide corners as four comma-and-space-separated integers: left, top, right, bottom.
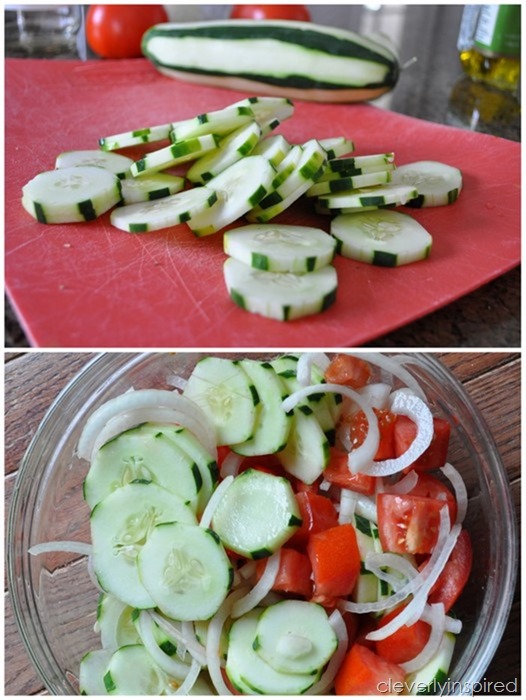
4, 351, 521, 695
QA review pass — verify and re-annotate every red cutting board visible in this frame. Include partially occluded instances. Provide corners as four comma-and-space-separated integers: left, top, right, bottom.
5, 58, 520, 348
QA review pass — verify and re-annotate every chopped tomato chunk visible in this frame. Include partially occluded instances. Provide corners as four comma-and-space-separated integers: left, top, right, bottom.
255, 547, 313, 598
324, 448, 376, 495
325, 354, 372, 388
407, 472, 458, 524
394, 415, 451, 472
334, 643, 405, 695
307, 524, 361, 598
377, 493, 445, 555
288, 491, 339, 548
375, 603, 431, 664
342, 408, 397, 461
427, 528, 473, 612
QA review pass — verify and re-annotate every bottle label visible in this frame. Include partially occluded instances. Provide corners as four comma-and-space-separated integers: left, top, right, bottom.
474, 4, 521, 57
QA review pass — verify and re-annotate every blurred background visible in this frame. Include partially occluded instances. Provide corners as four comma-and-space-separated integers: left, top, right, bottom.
5, 4, 521, 347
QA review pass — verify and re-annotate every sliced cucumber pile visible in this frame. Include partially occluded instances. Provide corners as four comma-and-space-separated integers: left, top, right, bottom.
21, 95, 463, 318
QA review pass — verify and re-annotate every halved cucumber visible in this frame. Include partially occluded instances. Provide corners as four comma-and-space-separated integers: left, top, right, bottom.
224, 257, 337, 321
22, 165, 121, 224
170, 103, 256, 141
226, 609, 318, 695
119, 173, 185, 204
186, 120, 262, 184
331, 209, 433, 267
130, 133, 220, 176
306, 169, 392, 197
137, 521, 233, 620
223, 223, 336, 273
110, 186, 219, 233
253, 600, 337, 675
55, 150, 134, 180
278, 408, 330, 484
99, 122, 173, 151
182, 356, 259, 445
83, 422, 203, 512
318, 182, 418, 209
90, 481, 197, 609
390, 160, 463, 207
232, 359, 292, 456
211, 469, 301, 559
186, 155, 275, 236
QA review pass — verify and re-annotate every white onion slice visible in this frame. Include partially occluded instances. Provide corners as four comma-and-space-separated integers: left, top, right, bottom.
28, 540, 92, 556
282, 383, 380, 473
150, 612, 207, 667
357, 382, 393, 411
296, 352, 331, 386
220, 450, 244, 479
172, 658, 202, 696
306, 609, 348, 695
352, 352, 427, 400
87, 555, 104, 592
361, 391, 434, 477
165, 374, 188, 391
385, 470, 419, 494
441, 462, 468, 524
339, 489, 358, 524
231, 551, 280, 618
401, 603, 446, 673
137, 611, 192, 680
77, 389, 217, 462
354, 494, 378, 523
199, 476, 234, 530
364, 552, 419, 592
206, 588, 248, 695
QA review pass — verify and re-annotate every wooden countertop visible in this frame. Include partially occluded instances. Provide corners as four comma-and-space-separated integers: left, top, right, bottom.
4, 351, 520, 695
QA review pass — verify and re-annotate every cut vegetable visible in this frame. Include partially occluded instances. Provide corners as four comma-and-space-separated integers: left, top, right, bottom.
391, 160, 463, 208
170, 103, 256, 142
119, 173, 185, 204
103, 644, 171, 694
223, 257, 338, 321
22, 166, 121, 224
55, 149, 134, 179
319, 182, 418, 209
319, 137, 355, 160
99, 122, 172, 151
130, 133, 219, 176
252, 134, 291, 168
306, 169, 392, 197
278, 408, 330, 484
330, 209, 433, 267
231, 96, 295, 126
223, 223, 336, 273
110, 186, 219, 233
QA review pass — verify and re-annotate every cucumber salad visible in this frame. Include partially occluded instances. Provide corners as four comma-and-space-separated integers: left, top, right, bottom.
21, 96, 462, 322
30, 352, 472, 695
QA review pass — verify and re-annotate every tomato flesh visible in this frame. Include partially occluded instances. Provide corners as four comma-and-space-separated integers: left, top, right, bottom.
394, 415, 451, 472
229, 4, 311, 21
86, 5, 168, 59
288, 491, 339, 548
324, 448, 376, 495
256, 547, 312, 598
375, 603, 431, 665
307, 524, 361, 598
324, 354, 372, 389
334, 643, 405, 695
377, 493, 445, 555
407, 471, 458, 524
427, 528, 473, 612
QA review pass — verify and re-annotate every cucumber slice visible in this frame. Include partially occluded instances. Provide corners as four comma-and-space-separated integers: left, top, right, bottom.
226, 610, 318, 694
224, 257, 337, 321
96, 593, 141, 650
252, 134, 291, 168
90, 481, 197, 609
22, 166, 121, 224
79, 649, 113, 695
99, 122, 172, 151
391, 160, 463, 207
405, 632, 456, 694
325, 152, 395, 175
83, 423, 203, 512
55, 150, 134, 180
119, 173, 185, 204
170, 103, 255, 141
232, 359, 292, 456
186, 120, 262, 184
223, 223, 336, 273
253, 600, 337, 675
137, 521, 233, 621
182, 356, 259, 445
351, 514, 383, 604
110, 186, 218, 233
130, 133, 219, 176
103, 644, 170, 694
319, 136, 355, 159
314, 200, 385, 216
306, 169, 391, 196
186, 155, 275, 236
331, 209, 433, 267
278, 408, 330, 484
319, 162, 396, 181
211, 469, 301, 559
319, 182, 418, 209
231, 96, 295, 127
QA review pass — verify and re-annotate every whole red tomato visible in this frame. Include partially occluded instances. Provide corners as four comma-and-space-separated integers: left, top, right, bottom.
230, 5, 311, 21
86, 5, 169, 59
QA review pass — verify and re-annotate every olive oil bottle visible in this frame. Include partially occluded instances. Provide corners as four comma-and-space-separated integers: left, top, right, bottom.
458, 5, 520, 93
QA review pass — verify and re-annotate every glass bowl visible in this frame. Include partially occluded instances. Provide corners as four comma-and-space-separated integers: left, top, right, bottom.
7, 352, 518, 695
